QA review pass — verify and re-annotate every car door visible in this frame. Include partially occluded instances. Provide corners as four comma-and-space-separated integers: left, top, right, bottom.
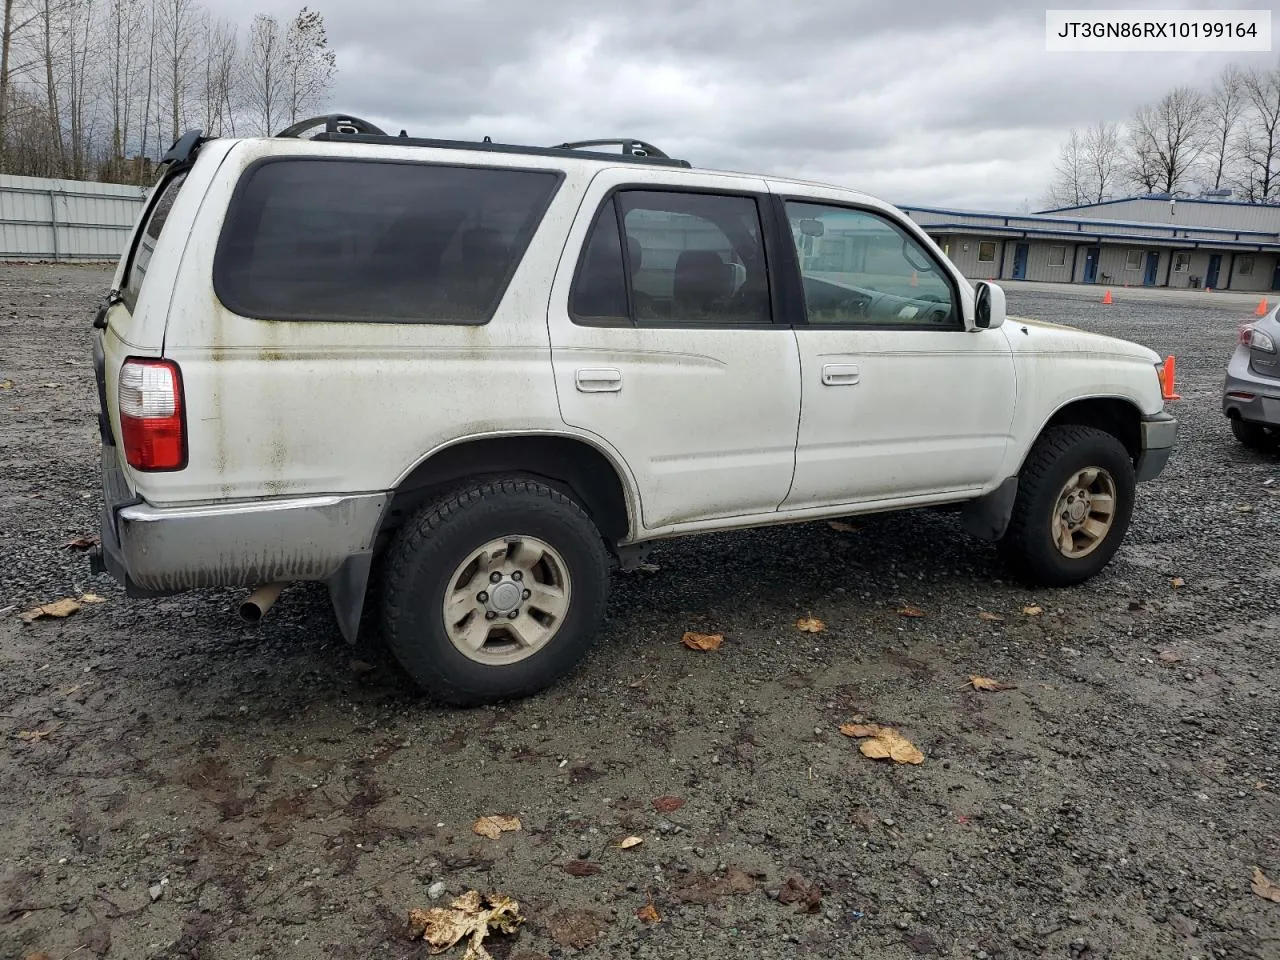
547, 170, 801, 531
775, 196, 1016, 510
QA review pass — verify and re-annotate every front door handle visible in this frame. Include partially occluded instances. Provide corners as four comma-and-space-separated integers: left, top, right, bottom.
575, 368, 622, 393
821, 363, 860, 386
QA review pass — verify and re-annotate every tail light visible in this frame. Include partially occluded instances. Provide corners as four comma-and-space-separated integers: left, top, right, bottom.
1240, 324, 1277, 353
118, 358, 186, 470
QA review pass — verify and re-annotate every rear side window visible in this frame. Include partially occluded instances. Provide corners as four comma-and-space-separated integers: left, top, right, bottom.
123, 170, 188, 307
214, 158, 562, 324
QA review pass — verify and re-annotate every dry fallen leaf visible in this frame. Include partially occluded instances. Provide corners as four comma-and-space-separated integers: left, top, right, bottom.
967, 676, 1015, 692
562, 860, 602, 878
827, 520, 860, 533
18, 598, 81, 623
777, 876, 823, 913
63, 536, 98, 551
681, 631, 723, 651
652, 796, 684, 813
675, 868, 757, 904
838, 723, 924, 765
407, 890, 523, 960
978, 612, 1005, 623
78, 593, 108, 605
796, 616, 825, 633
636, 903, 661, 924
897, 606, 926, 618
1171, 577, 1186, 588
471, 815, 521, 840
617, 835, 644, 850
1022, 605, 1043, 616
1252, 867, 1280, 903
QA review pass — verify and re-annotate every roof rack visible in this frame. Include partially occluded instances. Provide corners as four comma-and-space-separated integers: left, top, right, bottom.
276, 113, 691, 168
553, 138, 673, 159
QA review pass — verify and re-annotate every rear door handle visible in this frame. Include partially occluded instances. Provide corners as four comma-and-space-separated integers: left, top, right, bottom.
821, 363, 860, 386
575, 368, 622, 393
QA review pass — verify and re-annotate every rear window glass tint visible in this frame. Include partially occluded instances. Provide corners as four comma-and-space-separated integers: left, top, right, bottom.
570, 198, 630, 324
213, 159, 561, 324
124, 170, 188, 305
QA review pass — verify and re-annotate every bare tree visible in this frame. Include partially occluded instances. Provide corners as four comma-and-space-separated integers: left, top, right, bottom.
0, 0, 42, 169
1200, 65, 1246, 192
155, 0, 197, 143
1046, 128, 1088, 207
3, 0, 342, 180
38, 0, 64, 174
196, 14, 235, 135
1082, 120, 1122, 203
1046, 121, 1122, 206
106, 0, 142, 177
241, 12, 284, 135
1125, 86, 1208, 195
65, 0, 95, 178
1236, 65, 1280, 202
283, 5, 333, 124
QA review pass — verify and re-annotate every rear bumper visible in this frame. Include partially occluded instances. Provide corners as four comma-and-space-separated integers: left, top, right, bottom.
1223, 350, 1280, 428
95, 445, 388, 595
1134, 411, 1177, 483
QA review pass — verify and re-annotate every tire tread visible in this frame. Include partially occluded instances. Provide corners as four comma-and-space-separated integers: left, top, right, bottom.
380, 479, 608, 705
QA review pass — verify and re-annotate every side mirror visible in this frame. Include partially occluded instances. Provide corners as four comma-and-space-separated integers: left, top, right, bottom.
974, 280, 1006, 330
798, 219, 825, 238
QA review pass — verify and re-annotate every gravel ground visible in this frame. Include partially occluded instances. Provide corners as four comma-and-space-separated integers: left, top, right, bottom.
1, 265, 1278, 960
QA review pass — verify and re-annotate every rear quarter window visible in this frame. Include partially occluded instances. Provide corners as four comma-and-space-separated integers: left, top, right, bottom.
122, 170, 189, 308
213, 158, 562, 324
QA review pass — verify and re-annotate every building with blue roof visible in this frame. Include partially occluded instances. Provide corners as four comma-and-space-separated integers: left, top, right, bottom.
899, 195, 1280, 292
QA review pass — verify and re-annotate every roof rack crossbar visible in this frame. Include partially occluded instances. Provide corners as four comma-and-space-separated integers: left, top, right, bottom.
553, 138, 672, 159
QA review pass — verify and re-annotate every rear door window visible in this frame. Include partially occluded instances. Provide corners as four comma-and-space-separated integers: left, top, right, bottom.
122, 170, 188, 308
213, 158, 562, 324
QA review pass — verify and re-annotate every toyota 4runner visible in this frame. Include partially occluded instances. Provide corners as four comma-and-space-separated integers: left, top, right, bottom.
90, 114, 1179, 705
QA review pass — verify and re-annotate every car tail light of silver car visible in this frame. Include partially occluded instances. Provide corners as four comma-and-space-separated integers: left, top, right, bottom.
118, 358, 186, 471
1239, 324, 1276, 353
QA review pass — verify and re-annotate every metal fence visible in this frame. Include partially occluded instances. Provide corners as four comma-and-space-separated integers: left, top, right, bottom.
0, 173, 147, 262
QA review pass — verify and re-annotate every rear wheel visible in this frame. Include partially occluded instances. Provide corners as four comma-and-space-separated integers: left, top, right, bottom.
999, 426, 1136, 587
380, 479, 609, 705
1231, 417, 1278, 451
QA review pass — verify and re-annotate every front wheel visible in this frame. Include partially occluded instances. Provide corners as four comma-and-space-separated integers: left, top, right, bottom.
380, 479, 609, 705
999, 426, 1136, 587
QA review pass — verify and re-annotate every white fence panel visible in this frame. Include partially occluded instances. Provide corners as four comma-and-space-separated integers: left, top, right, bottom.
0, 174, 148, 261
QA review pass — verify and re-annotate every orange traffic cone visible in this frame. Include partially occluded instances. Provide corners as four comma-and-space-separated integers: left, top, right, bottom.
1102, 289, 1113, 304
1159, 356, 1180, 401
1257, 297, 1270, 316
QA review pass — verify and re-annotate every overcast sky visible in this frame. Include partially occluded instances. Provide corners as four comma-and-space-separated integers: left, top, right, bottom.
219, 0, 1277, 211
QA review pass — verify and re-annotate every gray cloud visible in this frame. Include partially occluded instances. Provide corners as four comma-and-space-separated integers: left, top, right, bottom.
220, 0, 1279, 209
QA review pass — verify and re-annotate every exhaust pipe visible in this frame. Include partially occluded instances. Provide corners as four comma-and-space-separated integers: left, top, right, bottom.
240, 582, 286, 623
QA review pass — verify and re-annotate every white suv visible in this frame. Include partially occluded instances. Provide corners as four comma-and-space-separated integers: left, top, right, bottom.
90, 114, 1178, 704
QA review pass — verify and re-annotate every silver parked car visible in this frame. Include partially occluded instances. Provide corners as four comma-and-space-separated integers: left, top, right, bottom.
1224, 307, 1280, 450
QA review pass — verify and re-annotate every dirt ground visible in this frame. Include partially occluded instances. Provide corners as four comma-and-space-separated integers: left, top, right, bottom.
1, 264, 1278, 960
